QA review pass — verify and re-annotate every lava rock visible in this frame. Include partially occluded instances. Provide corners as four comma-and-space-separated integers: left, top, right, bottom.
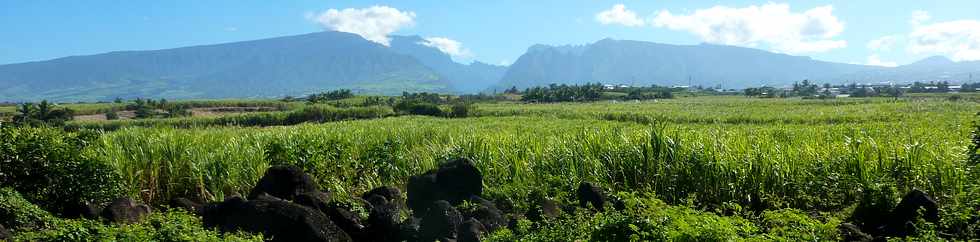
577, 182, 606, 211
170, 197, 203, 214
407, 158, 484, 213
839, 223, 873, 242
294, 191, 333, 213
458, 218, 487, 242
435, 158, 484, 204
201, 197, 351, 242
420, 200, 463, 241
399, 216, 422, 242
324, 203, 365, 240
62, 201, 102, 219
465, 196, 505, 232
363, 186, 402, 205
875, 189, 939, 237
526, 198, 560, 222
100, 197, 150, 224
366, 203, 402, 241
248, 166, 319, 200
407, 171, 442, 213
892, 189, 939, 223
365, 194, 390, 208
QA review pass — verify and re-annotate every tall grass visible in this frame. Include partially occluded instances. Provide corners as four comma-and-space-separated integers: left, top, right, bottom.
85, 100, 975, 213
67, 105, 393, 131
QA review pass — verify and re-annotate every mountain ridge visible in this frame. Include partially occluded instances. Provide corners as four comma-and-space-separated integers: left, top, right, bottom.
1, 33, 978, 102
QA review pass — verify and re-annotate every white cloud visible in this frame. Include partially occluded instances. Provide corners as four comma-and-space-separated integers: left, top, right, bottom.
910, 10, 931, 26
908, 19, 980, 61
308, 5, 416, 46
867, 35, 898, 51
596, 4, 646, 27
419, 37, 472, 58
651, 3, 846, 54
866, 54, 898, 67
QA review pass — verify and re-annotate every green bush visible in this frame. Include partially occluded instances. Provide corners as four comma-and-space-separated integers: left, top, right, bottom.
449, 103, 472, 118
0, 127, 122, 215
757, 209, 840, 241
0, 187, 57, 232
394, 101, 444, 117
14, 210, 262, 241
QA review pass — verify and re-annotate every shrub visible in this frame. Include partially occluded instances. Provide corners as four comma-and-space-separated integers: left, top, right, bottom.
449, 103, 472, 118
0, 187, 57, 232
758, 209, 840, 241
105, 110, 119, 120
13, 210, 262, 241
394, 101, 444, 117
0, 127, 122, 215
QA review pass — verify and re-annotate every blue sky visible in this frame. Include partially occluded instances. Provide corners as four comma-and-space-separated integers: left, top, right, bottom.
2, 1, 980, 66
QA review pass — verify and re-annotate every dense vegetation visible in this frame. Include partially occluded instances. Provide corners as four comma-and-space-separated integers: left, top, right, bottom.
1, 94, 979, 240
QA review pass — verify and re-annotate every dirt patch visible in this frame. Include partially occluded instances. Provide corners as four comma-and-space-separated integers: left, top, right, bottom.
75, 111, 136, 121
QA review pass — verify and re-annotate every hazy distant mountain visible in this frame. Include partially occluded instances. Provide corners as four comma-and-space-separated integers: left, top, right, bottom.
497, 39, 890, 89
498, 39, 980, 89
389, 36, 507, 93
837, 56, 980, 84
0, 31, 450, 102
4, 33, 978, 102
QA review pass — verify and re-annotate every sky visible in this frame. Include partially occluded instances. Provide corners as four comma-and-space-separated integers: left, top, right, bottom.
2, 1, 980, 67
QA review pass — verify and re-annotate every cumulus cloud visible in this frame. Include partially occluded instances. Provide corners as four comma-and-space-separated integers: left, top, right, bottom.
651, 3, 846, 53
867, 35, 898, 51
419, 37, 472, 58
308, 5, 416, 46
596, 4, 646, 27
866, 54, 898, 67
907, 12, 980, 61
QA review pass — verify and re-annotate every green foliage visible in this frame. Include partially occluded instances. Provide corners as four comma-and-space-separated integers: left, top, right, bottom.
0, 127, 122, 214
757, 209, 840, 241
522, 83, 604, 102
449, 102, 472, 118
22, 96, 979, 240
306, 89, 354, 104
13, 210, 262, 241
12, 100, 75, 126
393, 101, 444, 116
105, 110, 119, 120
0, 187, 57, 232
67, 105, 393, 131
970, 113, 980, 164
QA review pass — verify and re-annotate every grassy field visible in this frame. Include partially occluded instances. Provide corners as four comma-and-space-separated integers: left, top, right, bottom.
4, 95, 979, 240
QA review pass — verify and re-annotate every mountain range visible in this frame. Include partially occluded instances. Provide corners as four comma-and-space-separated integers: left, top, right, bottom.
498, 39, 980, 89
0, 32, 978, 102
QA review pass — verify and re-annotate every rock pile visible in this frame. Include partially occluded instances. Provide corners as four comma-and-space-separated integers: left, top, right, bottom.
843, 189, 941, 241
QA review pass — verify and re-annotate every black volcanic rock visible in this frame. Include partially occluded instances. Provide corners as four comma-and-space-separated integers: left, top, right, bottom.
419, 200, 463, 241
407, 158, 484, 213
577, 182, 606, 211
100, 197, 150, 224
248, 166, 319, 201
201, 196, 351, 242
